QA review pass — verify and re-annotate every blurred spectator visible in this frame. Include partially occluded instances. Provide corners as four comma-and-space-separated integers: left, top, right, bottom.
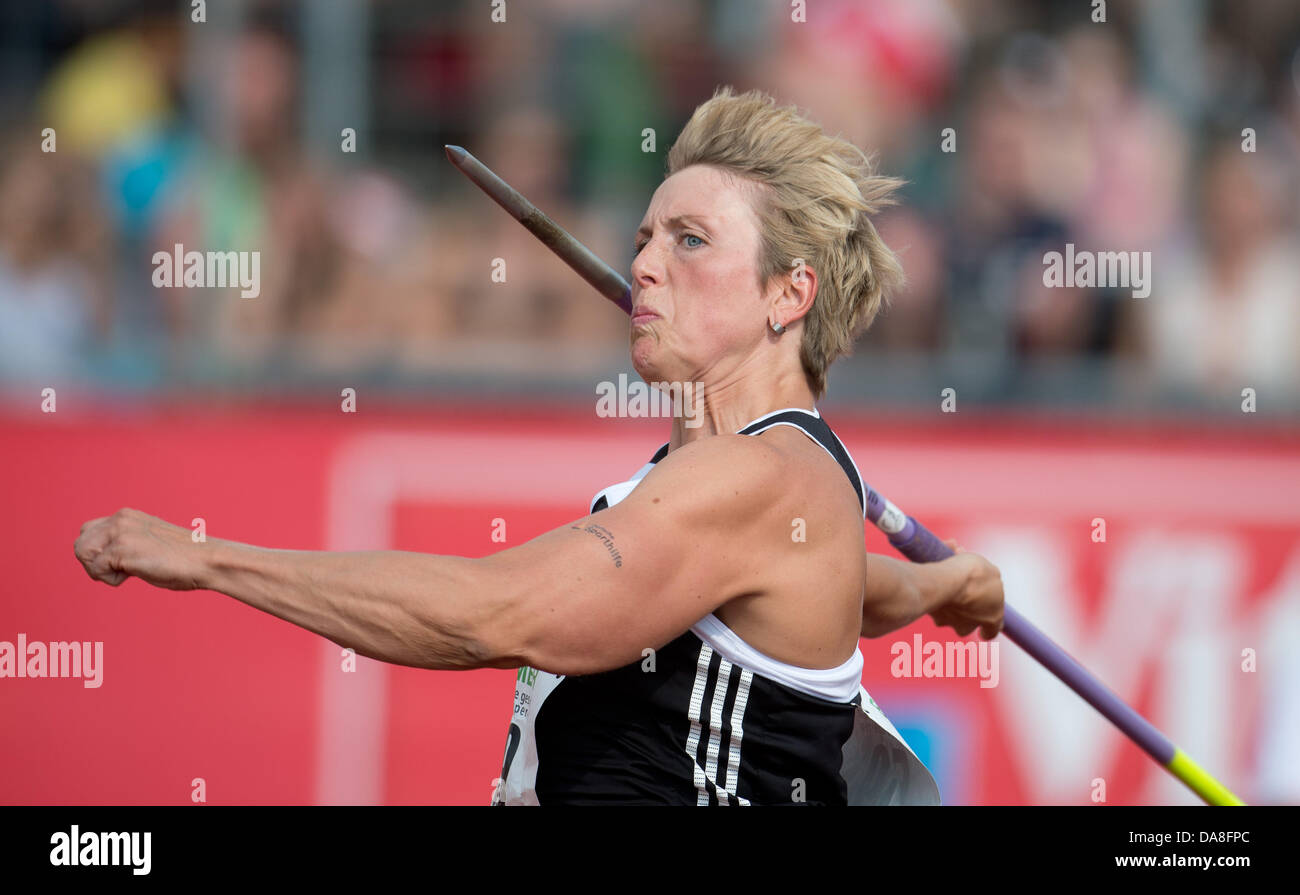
430, 103, 628, 352
1138, 141, 1300, 400
868, 208, 946, 352
0, 0, 1294, 410
291, 170, 450, 374
935, 52, 1079, 365
152, 22, 340, 376
39, 11, 173, 157
749, 0, 960, 161
0, 139, 111, 383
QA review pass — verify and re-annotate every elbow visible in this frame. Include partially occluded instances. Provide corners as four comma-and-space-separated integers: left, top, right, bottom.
486, 608, 622, 677
463, 555, 541, 670
466, 557, 630, 676
490, 619, 606, 677
462, 610, 527, 672
860, 613, 902, 639
410, 609, 502, 671
414, 555, 524, 670
860, 587, 920, 639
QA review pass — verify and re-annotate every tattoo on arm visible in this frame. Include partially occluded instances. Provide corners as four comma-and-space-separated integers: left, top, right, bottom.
571, 522, 624, 568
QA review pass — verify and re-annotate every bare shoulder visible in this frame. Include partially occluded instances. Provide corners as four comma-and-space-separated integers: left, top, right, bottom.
618, 432, 795, 518
622, 427, 861, 530
751, 424, 864, 518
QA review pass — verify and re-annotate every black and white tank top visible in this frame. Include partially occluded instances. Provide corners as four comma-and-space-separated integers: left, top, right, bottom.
490, 407, 940, 805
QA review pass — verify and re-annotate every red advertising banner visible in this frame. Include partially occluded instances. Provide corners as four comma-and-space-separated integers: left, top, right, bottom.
1, 402, 1297, 805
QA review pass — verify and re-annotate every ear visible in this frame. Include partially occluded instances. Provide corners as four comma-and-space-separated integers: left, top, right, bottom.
770, 258, 817, 327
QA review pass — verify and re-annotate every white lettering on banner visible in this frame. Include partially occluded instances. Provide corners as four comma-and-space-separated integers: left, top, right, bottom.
1256, 552, 1300, 803
976, 528, 1245, 805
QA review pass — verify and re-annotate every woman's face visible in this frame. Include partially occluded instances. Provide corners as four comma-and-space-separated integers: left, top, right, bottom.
629, 164, 772, 387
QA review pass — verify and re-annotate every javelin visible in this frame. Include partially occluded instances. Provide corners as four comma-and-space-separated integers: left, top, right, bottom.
444, 145, 633, 315
444, 144, 1244, 807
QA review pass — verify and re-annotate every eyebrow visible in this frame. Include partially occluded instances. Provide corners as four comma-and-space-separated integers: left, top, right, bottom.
635, 214, 715, 239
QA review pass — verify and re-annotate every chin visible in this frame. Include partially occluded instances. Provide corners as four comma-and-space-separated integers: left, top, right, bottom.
629, 356, 656, 383
632, 357, 674, 388
629, 335, 658, 377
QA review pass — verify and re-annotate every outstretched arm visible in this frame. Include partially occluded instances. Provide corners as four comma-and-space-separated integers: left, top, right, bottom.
73, 435, 791, 676
73, 508, 504, 670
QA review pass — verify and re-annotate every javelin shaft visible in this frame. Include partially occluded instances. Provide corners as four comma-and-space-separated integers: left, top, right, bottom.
445, 145, 633, 314
865, 495, 1243, 805
444, 144, 1243, 806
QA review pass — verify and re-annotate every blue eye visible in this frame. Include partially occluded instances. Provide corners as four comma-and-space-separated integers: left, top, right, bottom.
684, 234, 704, 248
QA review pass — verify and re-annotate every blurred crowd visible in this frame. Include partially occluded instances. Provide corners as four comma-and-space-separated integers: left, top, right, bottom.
0, 0, 1297, 406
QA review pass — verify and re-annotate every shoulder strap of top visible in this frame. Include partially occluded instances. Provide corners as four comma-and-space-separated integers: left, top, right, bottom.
594, 409, 865, 518
737, 409, 866, 517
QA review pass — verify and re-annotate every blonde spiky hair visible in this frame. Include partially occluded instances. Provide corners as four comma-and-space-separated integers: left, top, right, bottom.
665, 86, 905, 397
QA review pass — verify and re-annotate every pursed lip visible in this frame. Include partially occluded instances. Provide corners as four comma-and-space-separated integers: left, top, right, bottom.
630, 305, 660, 326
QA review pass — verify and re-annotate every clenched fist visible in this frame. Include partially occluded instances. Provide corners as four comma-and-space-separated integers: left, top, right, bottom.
928, 539, 1005, 640
74, 508, 210, 590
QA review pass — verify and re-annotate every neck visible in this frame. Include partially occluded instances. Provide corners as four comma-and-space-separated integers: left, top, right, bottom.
667, 363, 816, 450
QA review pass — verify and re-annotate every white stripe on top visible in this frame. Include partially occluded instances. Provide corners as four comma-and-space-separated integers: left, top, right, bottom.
684, 643, 714, 806
724, 668, 753, 805
703, 657, 732, 804
690, 612, 863, 704
693, 651, 754, 806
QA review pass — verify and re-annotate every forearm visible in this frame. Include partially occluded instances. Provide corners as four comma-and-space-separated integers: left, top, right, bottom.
861, 553, 967, 638
202, 540, 501, 670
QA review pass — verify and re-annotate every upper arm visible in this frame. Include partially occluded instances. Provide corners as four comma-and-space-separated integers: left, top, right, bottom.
475, 436, 790, 676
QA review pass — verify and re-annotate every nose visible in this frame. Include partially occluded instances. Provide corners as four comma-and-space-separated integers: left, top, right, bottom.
630, 238, 662, 292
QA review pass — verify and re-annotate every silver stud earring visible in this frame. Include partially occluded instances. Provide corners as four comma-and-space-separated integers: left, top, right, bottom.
770, 320, 785, 334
